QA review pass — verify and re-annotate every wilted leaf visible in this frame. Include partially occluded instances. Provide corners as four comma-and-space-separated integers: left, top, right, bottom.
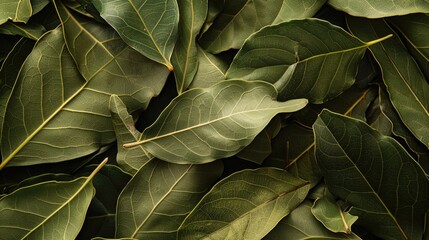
91, 0, 179, 69
264, 201, 361, 240
347, 17, 429, 148
110, 95, 154, 175
199, 0, 325, 53
188, 46, 227, 89
0, 0, 32, 25
328, 0, 429, 18
0, 2, 170, 168
0, 21, 46, 40
389, 14, 429, 81
116, 159, 223, 239
0, 158, 107, 240
172, 0, 207, 93
311, 197, 358, 234
226, 19, 388, 103
123, 80, 307, 164
314, 110, 429, 240
178, 168, 310, 240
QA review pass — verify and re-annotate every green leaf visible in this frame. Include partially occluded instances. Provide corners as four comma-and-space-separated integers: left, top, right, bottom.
389, 14, 429, 81
178, 168, 310, 240
226, 19, 388, 103
347, 17, 429, 148
199, 0, 325, 53
116, 159, 223, 239
172, 0, 207, 93
187, 45, 227, 89
0, 21, 46, 40
91, 0, 179, 70
0, 158, 107, 240
264, 201, 361, 240
0, 2, 169, 168
0, 38, 34, 146
313, 110, 429, 240
110, 95, 154, 175
311, 197, 358, 234
78, 164, 131, 240
328, 0, 429, 18
0, 0, 32, 25
123, 80, 307, 164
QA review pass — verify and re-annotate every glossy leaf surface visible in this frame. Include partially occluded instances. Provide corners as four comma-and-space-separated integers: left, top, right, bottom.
91, 0, 179, 69
199, 0, 325, 53
328, 0, 429, 18
227, 19, 385, 103
347, 17, 429, 147
314, 110, 429, 240
124, 80, 308, 164
0, 159, 106, 240
116, 159, 223, 239
178, 168, 310, 240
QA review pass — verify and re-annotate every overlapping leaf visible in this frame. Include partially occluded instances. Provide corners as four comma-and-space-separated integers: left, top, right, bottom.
0, 0, 32, 25
199, 0, 325, 53
226, 19, 387, 103
347, 17, 429, 148
172, 0, 208, 93
389, 14, 429, 81
91, 0, 179, 69
0, 159, 107, 240
328, 0, 429, 18
116, 159, 223, 239
0, 2, 169, 168
123, 80, 307, 164
264, 201, 361, 240
314, 110, 429, 240
0, 22, 46, 40
178, 168, 310, 240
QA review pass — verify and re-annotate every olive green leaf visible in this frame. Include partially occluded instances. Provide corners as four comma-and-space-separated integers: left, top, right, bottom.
199, 0, 325, 53
123, 80, 308, 164
91, 0, 179, 70
187, 45, 227, 89
0, 158, 107, 240
0, 0, 32, 25
110, 95, 154, 175
116, 159, 223, 239
347, 17, 429, 148
172, 0, 208, 93
178, 168, 310, 240
0, 21, 46, 40
328, 0, 429, 18
226, 18, 389, 103
314, 110, 429, 240
264, 201, 361, 240
389, 14, 429, 81
311, 197, 358, 234
0, 1, 169, 168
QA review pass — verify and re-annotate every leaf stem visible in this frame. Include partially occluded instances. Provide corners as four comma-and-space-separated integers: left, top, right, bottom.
366, 34, 393, 46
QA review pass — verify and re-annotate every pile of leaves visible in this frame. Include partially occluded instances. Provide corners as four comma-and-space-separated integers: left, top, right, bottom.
0, 0, 428, 239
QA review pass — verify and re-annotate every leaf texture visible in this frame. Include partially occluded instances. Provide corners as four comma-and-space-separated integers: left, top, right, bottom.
0, 158, 107, 240
172, 0, 207, 93
91, 0, 179, 69
226, 19, 385, 103
0, 22, 46, 40
313, 110, 429, 240
328, 0, 429, 18
264, 201, 361, 240
116, 159, 223, 239
347, 17, 429, 148
0, 2, 169, 168
178, 168, 310, 240
199, 0, 325, 53
0, 0, 32, 25
123, 80, 308, 164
